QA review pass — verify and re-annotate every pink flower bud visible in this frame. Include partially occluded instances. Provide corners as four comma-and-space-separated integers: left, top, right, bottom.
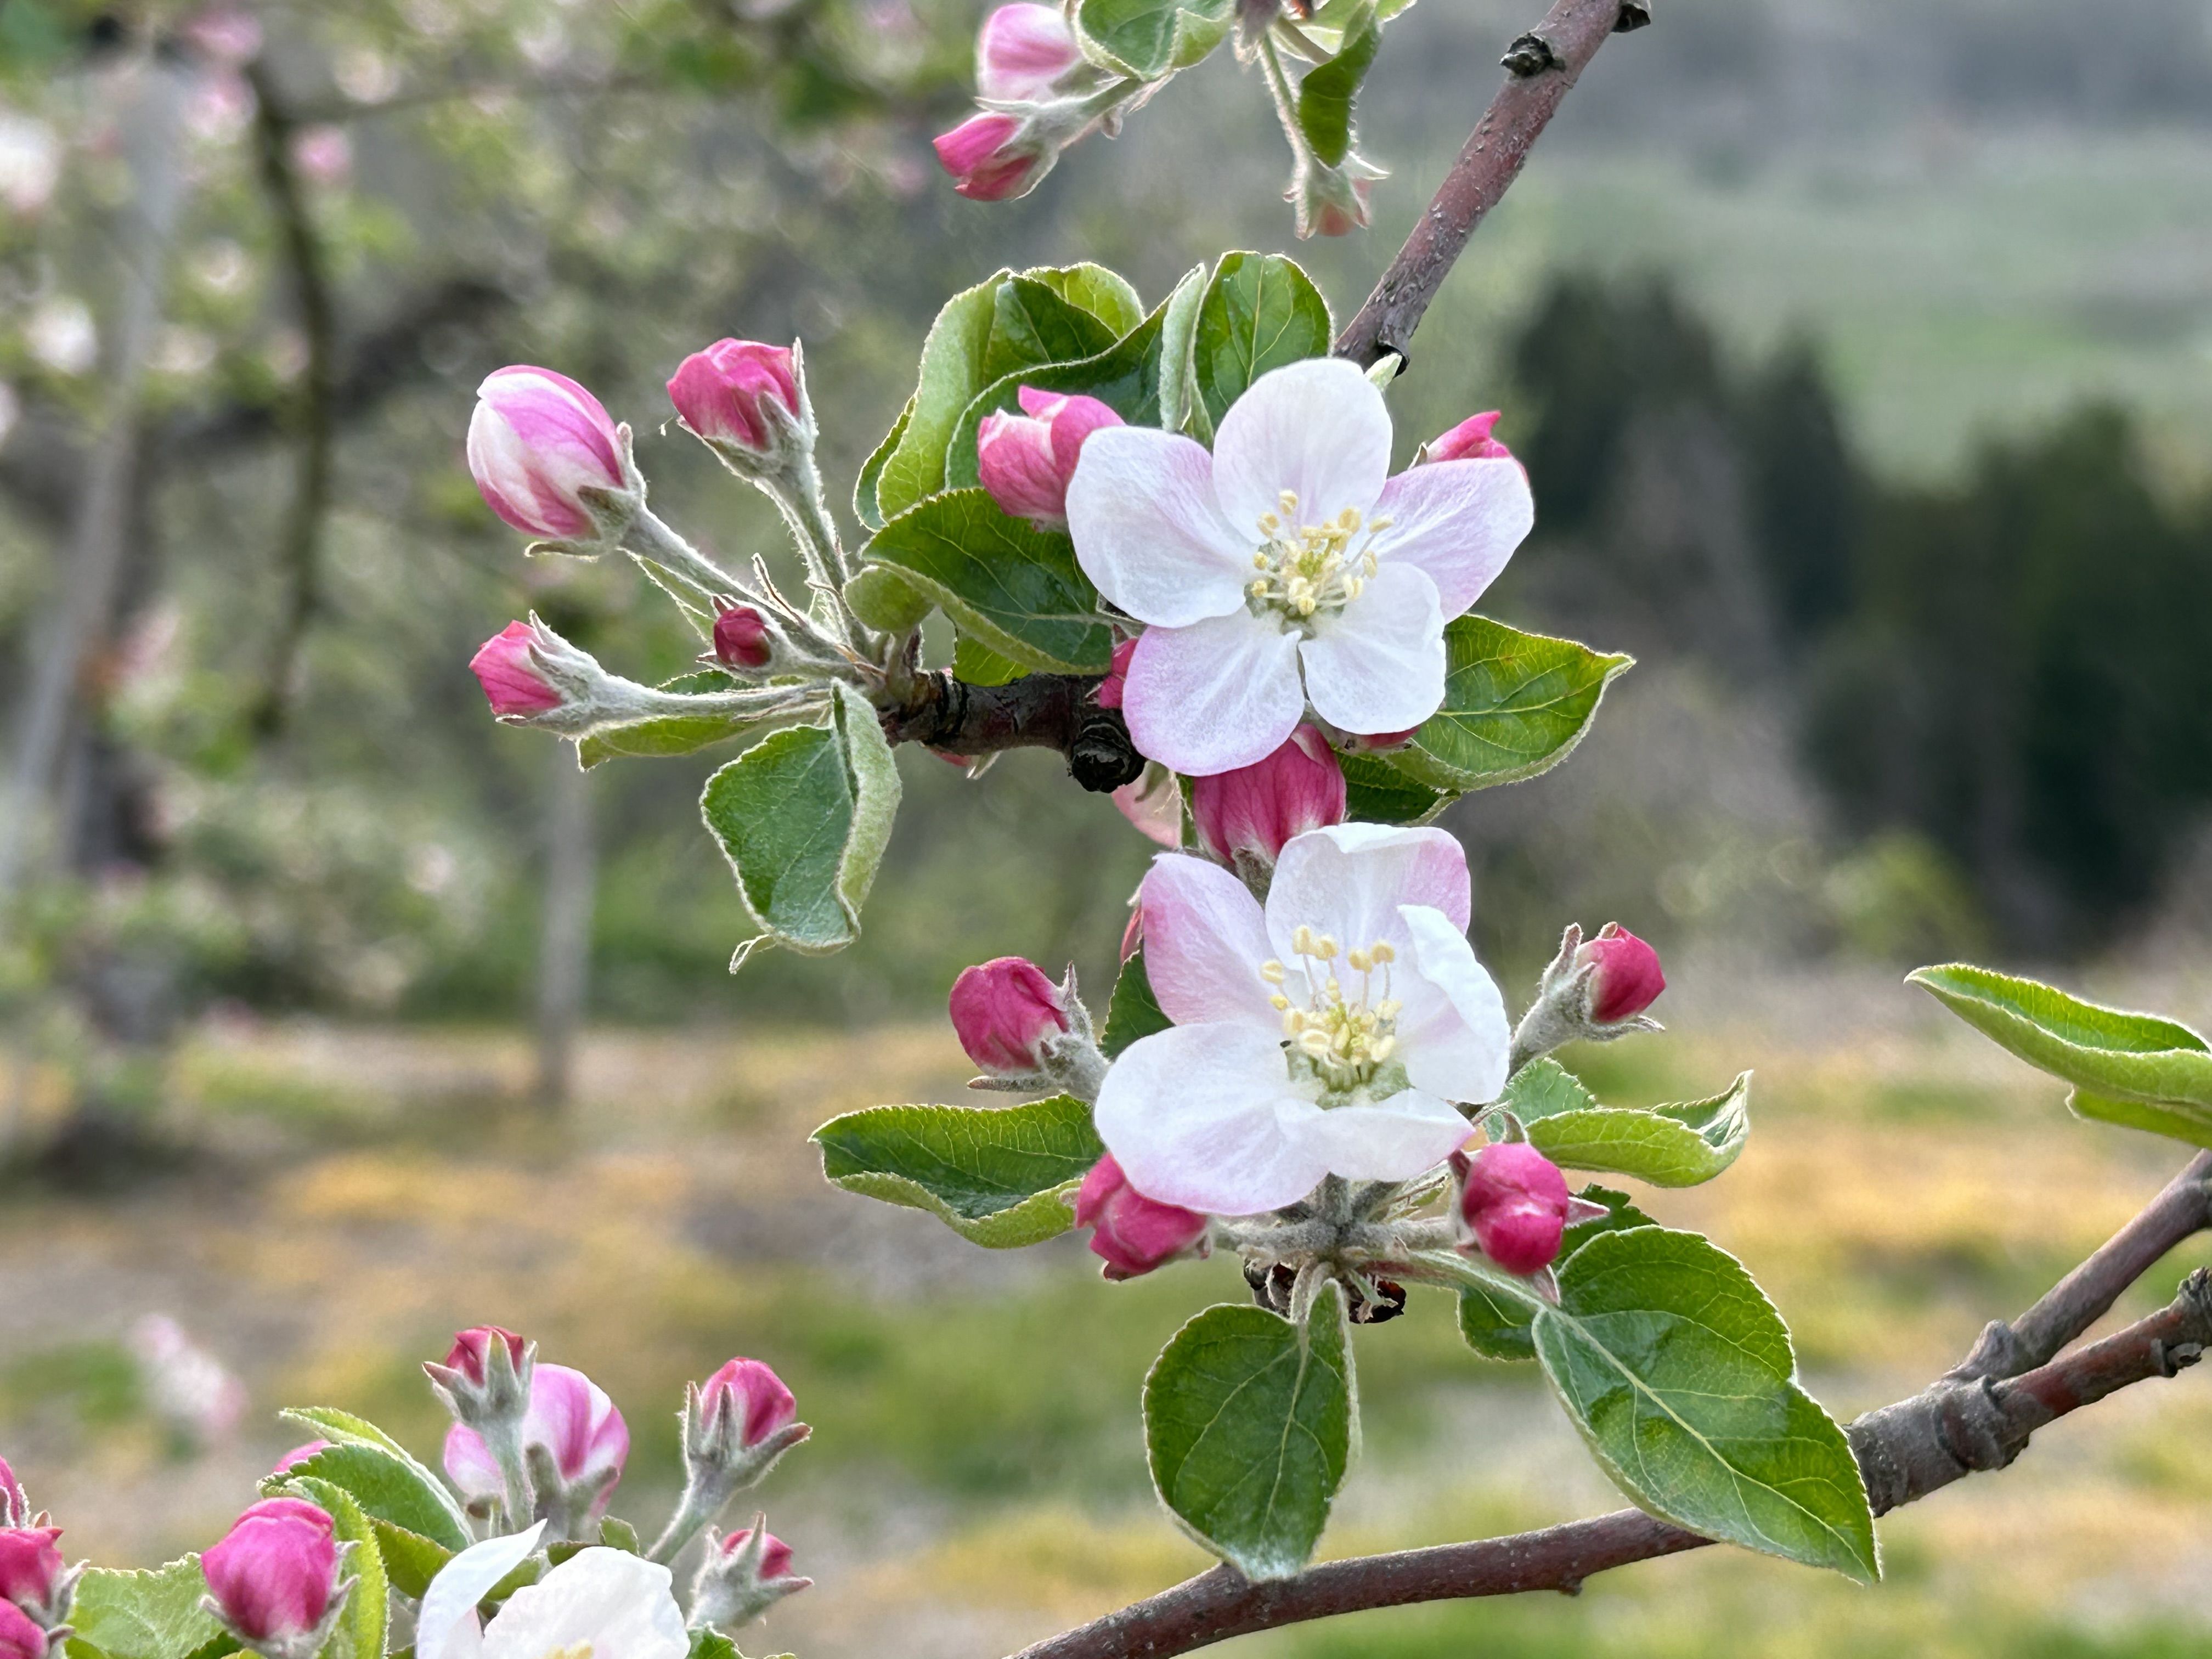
699, 1359, 797, 1449
1457, 1143, 1571, 1275
200, 1498, 339, 1647
443, 1364, 628, 1520
1189, 725, 1346, 868
667, 340, 799, 457
947, 957, 1068, 1075
933, 112, 1039, 202
444, 1326, 527, 1388
716, 1527, 793, 1582
976, 4, 1084, 100
1421, 410, 1512, 464
977, 387, 1122, 528
1095, 636, 1136, 710
1074, 1155, 1209, 1280
714, 607, 774, 671
271, 1441, 330, 1475
466, 365, 625, 540
1576, 923, 1665, 1023
469, 623, 562, 717
0, 1528, 65, 1618
0, 1601, 46, 1659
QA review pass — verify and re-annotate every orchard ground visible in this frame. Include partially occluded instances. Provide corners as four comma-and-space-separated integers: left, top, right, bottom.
3, 961, 2211, 1659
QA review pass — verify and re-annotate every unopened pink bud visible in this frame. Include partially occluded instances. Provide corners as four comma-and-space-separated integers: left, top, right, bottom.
1189, 725, 1346, 868
443, 1326, 526, 1388
718, 1527, 794, 1582
1421, 411, 1513, 464
201, 1498, 339, 1647
271, 1441, 330, 1475
1457, 1142, 1570, 1275
466, 366, 624, 541
0, 1601, 46, 1659
714, 607, 775, 670
1074, 1155, 1208, 1280
0, 1528, 65, 1617
978, 387, 1122, 528
443, 1363, 628, 1517
1095, 636, 1137, 710
976, 3, 1083, 101
667, 340, 799, 456
469, 624, 561, 717
700, 1358, 797, 1449
948, 957, 1068, 1075
1577, 923, 1664, 1023
933, 112, 1037, 201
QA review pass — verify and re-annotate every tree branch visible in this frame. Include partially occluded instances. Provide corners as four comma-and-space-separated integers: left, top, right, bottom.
879, 670, 1144, 793
1007, 1158, 2212, 1659
1335, 0, 1641, 369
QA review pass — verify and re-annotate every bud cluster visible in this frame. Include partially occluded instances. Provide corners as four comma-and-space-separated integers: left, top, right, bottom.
0, 1457, 81, 1659
934, 5, 1144, 202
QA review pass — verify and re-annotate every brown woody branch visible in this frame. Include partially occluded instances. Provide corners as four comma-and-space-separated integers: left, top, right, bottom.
879, 671, 1144, 793
1008, 1156, 2212, 1659
1335, 0, 1642, 369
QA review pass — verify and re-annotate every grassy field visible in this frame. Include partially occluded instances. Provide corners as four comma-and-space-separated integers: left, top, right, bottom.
2, 967, 2210, 1659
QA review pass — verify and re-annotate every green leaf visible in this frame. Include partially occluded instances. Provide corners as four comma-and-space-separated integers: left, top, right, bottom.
1022, 263, 1147, 336
281, 1480, 388, 1659
812, 1092, 1105, 1246
1154, 263, 1210, 440
1294, 0, 1381, 167
876, 272, 1011, 521
275, 1408, 470, 1549
843, 562, 934, 631
859, 490, 1113, 675
578, 709, 765, 769
1102, 946, 1171, 1058
366, 1521, 452, 1600
1144, 1282, 1356, 1580
68, 1562, 224, 1659
700, 681, 902, 965
1076, 0, 1235, 77
1500, 1056, 1599, 1121
1338, 749, 1447, 825
1193, 252, 1334, 429
1391, 617, 1633, 793
599, 1517, 643, 1554
855, 394, 914, 533
1457, 1185, 1655, 1361
985, 275, 1124, 383
1525, 1074, 1752, 1188
1907, 964, 2212, 1137
952, 632, 1028, 687
263, 1441, 471, 1551
1533, 1226, 1879, 1582
687, 1632, 740, 1659
944, 301, 1173, 490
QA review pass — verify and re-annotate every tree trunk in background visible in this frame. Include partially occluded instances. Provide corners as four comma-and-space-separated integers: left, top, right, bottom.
534, 747, 596, 1110
0, 54, 189, 910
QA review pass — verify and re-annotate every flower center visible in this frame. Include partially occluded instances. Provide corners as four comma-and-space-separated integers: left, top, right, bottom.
1244, 489, 1391, 628
541, 1646, 593, 1659
1260, 926, 1403, 1093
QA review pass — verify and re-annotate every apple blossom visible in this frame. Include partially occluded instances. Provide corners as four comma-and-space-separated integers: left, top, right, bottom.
667, 340, 800, 460
977, 387, 1124, 527
949, 957, 1068, 1075
465, 366, 628, 543
0, 1601, 44, 1659
690, 1521, 811, 1632
1578, 923, 1666, 1023
469, 624, 561, 716
444, 1363, 628, 1537
0, 1528, 68, 1628
1094, 824, 1508, 1215
1419, 410, 1513, 464
199, 1498, 346, 1659
1455, 1142, 1571, 1274
1190, 725, 1346, 873
1074, 1155, 1209, 1279
933, 112, 1043, 201
977, 4, 1084, 100
417, 1528, 686, 1659
1066, 357, 1536, 775
1095, 636, 1137, 709
714, 607, 775, 671
443, 1326, 528, 1389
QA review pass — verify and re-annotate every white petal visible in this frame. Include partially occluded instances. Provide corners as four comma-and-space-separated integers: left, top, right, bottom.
481, 1549, 688, 1659
1211, 359, 1391, 536
1373, 457, 1535, 615
1137, 854, 1286, 1030
1067, 426, 1249, 627
1299, 561, 1446, 738
1296, 1089, 1473, 1182
1266, 823, 1471, 964
1095, 1024, 1330, 1215
1124, 610, 1305, 776
419, 1524, 546, 1659
1395, 904, 1511, 1104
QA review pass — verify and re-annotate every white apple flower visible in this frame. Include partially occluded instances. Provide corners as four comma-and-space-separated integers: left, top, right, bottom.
417, 1524, 689, 1659
1094, 823, 1510, 1215
1065, 357, 1534, 776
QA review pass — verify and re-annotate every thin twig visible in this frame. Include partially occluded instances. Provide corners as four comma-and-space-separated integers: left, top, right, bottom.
878, 670, 1143, 793
1334, 0, 1633, 369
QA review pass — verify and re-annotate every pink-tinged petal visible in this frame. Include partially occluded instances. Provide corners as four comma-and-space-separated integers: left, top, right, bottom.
478, 367, 622, 477
1266, 823, 1471, 961
419, 1526, 546, 1659
977, 2, 1082, 100
1067, 426, 1249, 627
1298, 560, 1445, 738
1210, 359, 1391, 535
1373, 456, 1534, 615
474, 1545, 687, 1659
1394, 904, 1511, 1104
1124, 611, 1304, 776
1294, 1089, 1472, 1182
1111, 765, 1183, 847
1137, 853, 1285, 1030
466, 404, 594, 539
441, 1421, 501, 1500
1094, 1025, 1330, 1215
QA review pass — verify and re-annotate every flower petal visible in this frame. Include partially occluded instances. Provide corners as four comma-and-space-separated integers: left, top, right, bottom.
1211, 359, 1391, 534
1266, 823, 1471, 963
1298, 561, 1446, 738
1095, 1024, 1330, 1215
1125, 610, 1305, 776
1067, 426, 1249, 627
1296, 1088, 1472, 1182
1373, 456, 1535, 615
419, 1525, 546, 1659
1138, 854, 1287, 1030
480, 1548, 688, 1659
1395, 904, 1511, 1104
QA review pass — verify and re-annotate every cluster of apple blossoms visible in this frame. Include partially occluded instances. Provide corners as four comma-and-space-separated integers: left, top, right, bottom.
0, 1329, 810, 1659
